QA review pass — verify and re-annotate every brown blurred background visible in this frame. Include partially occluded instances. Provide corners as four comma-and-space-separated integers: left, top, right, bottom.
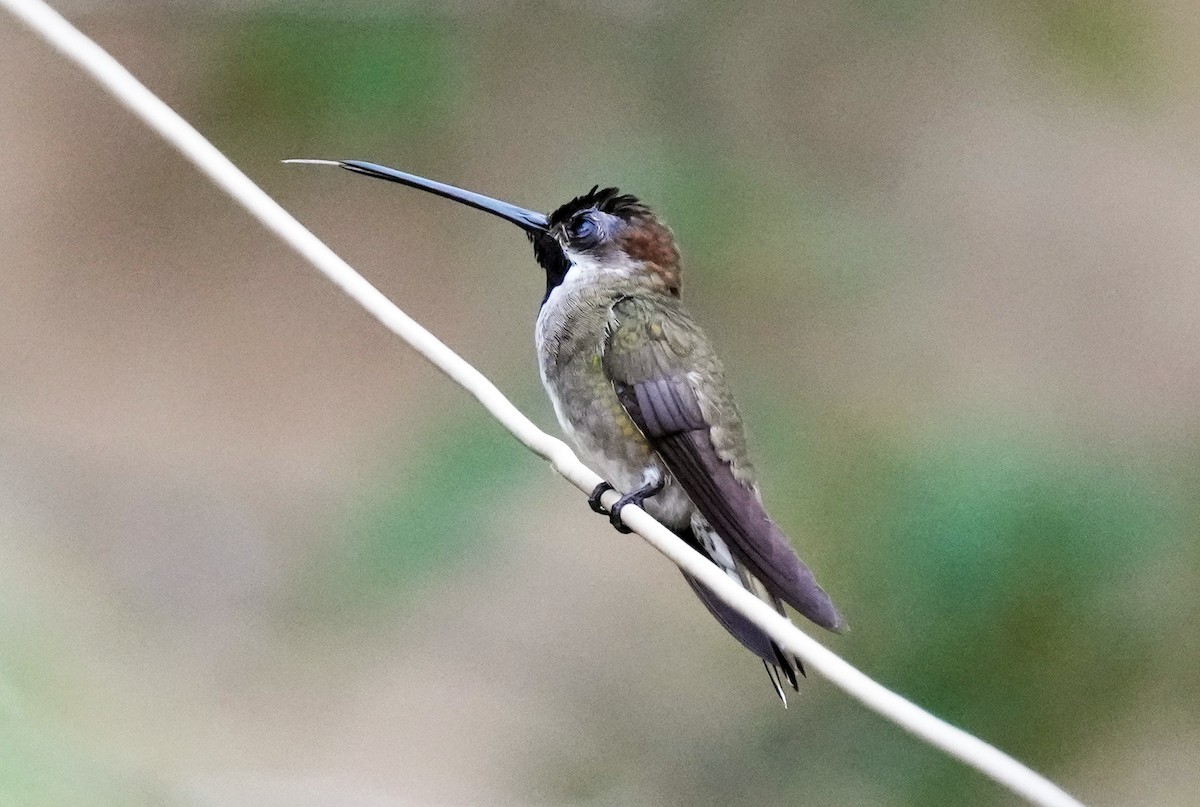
2, 2, 1199, 805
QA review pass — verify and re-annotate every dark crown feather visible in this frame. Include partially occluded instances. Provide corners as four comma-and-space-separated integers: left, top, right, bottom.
547, 186, 649, 226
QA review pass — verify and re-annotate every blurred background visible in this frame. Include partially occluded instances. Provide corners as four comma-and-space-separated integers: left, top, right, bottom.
2, 1, 1198, 805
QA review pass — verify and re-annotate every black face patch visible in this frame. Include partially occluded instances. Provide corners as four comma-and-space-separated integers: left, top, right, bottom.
528, 230, 570, 305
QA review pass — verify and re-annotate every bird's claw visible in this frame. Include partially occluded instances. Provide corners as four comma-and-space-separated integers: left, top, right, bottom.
607, 478, 665, 534
609, 511, 635, 534
588, 482, 614, 515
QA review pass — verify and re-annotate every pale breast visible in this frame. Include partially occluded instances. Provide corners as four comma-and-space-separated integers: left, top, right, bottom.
535, 277, 693, 527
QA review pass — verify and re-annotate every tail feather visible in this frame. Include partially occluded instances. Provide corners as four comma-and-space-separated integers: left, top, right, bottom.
763, 660, 789, 707
679, 525, 802, 704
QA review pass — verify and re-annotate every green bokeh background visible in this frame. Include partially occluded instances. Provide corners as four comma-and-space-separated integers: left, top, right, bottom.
2, 2, 1197, 805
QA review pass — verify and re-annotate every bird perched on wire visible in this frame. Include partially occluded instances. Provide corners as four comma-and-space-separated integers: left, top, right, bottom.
289, 159, 846, 703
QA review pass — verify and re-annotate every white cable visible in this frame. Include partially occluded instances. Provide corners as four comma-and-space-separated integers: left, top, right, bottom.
0, 3, 1088, 806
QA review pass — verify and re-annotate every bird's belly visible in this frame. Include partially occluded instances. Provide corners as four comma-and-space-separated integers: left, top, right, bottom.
539, 361, 693, 529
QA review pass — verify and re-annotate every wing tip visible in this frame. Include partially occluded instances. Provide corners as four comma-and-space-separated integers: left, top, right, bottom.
798, 588, 848, 635
825, 607, 849, 635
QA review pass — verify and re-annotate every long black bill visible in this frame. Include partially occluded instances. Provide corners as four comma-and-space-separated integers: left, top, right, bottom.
285, 159, 549, 234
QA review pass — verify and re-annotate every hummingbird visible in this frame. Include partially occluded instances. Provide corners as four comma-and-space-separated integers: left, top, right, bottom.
292, 159, 846, 702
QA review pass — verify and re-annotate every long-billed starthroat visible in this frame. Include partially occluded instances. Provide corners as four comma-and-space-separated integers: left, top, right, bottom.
291, 159, 845, 703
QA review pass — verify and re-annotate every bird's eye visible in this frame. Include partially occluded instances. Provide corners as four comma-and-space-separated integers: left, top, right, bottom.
569, 215, 598, 244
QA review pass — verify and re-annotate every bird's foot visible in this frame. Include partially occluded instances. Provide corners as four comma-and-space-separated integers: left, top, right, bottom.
588, 482, 614, 515
608, 478, 665, 534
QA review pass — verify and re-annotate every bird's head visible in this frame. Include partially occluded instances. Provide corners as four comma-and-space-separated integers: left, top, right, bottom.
534, 186, 681, 300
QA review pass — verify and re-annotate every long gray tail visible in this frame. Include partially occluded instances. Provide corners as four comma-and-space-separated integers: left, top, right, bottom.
679, 527, 802, 704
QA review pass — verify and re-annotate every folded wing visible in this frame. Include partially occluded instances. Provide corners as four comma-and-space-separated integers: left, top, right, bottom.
604, 296, 845, 633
